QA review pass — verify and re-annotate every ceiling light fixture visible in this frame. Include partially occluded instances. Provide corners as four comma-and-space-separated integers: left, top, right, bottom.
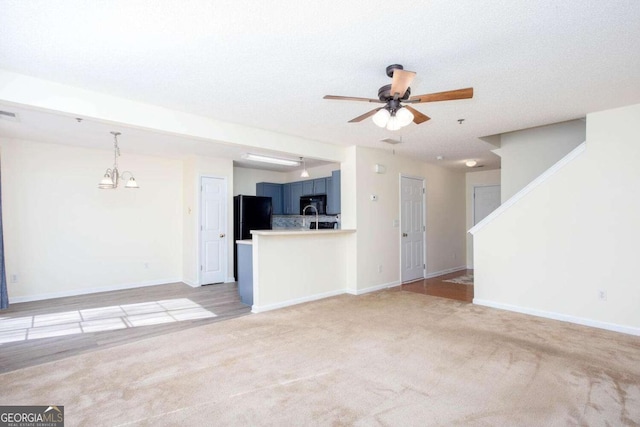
300, 157, 310, 178
98, 132, 139, 189
372, 106, 414, 131
465, 160, 478, 167
242, 153, 300, 166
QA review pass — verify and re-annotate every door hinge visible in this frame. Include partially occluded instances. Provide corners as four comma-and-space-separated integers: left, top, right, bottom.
422, 188, 425, 194
423, 225, 425, 231
200, 265, 203, 271
423, 264, 426, 269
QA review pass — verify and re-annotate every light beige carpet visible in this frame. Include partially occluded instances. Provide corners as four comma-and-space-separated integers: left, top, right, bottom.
1, 290, 639, 426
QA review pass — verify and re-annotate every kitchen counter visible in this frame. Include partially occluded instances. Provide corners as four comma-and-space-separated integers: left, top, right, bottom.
251, 229, 354, 236
248, 228, 357, 313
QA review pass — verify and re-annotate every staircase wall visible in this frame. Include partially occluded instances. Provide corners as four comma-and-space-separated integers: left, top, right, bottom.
472, 103, 640, 335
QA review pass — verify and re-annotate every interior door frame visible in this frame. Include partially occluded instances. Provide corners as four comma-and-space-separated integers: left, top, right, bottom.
399, 174, 427, 283
198, 175, 229, 286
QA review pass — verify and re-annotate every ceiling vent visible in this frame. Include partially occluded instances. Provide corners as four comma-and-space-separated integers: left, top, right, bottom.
380, 137, 402, 145
0, 110, 19, 122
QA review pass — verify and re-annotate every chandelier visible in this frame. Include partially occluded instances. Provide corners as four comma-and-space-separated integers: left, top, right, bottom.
98, 132, 139, 189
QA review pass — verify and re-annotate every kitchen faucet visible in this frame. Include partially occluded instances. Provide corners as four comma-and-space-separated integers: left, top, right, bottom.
302, 204, 319, 229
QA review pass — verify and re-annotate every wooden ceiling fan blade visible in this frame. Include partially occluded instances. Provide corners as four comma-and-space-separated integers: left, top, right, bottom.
404, 106, 430, 124
324, 95, 384, 103
390, 70, 416, 99
409, 87, 474, 103
348, 107, 384, 123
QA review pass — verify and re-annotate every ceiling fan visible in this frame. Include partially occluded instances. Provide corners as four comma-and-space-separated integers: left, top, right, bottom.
324, 64, 473, 131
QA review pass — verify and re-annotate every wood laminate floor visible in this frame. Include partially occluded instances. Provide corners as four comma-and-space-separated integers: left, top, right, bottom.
1, 274, 472, 373
400, 269, 474, 302
0, 282, 251, 373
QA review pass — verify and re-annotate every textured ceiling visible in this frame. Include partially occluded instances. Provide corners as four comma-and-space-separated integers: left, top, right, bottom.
1, 0, 639, 170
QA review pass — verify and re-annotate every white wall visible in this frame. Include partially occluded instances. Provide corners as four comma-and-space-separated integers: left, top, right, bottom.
233, 167, 286, 196
473, 103, 640, 335
350, 146, 466, 292
498, 119, 585, 201
465, 169, 501, 268
1, 138, 183, 300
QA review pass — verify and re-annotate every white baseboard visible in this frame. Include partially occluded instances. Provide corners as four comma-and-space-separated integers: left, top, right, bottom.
473, 298, 640, 336
183, 280, 199, 288
346, 280, 401, 296
424, 265, 467, 279
9, 278, 183, 304
251, 289, 346, 314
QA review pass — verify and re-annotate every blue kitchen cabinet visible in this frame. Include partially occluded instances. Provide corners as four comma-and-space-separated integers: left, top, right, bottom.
289, 181, 304, 214
302, 180, 314, 196
282, 183, 292, 214
256, 182, 283, 214
313, 178, 327, 194
327, 170, 341, 214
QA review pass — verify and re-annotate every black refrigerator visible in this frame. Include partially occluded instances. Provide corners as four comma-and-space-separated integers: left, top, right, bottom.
233, 195, 273, 279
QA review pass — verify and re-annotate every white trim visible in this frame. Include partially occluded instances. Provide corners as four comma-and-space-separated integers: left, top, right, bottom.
9, 278, 182, 304
399, 174, 427, 283
251, 289, 345, 313
473, 299, 640, 337
346, 280, 401, 296
183, 280, 199, 288
226, 276, 236, 283
469, 142, 586, 235
424, 265, 467, 279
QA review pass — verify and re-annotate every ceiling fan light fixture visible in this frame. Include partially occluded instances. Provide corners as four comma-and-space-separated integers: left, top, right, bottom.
396, 107, 414, 127
372, 109, 390, 127
386, 115, 402, 131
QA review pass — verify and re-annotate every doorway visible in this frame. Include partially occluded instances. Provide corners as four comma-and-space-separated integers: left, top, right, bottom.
200, 176, 227, 285
473, 185, 500, 226
400, 175, 426, 283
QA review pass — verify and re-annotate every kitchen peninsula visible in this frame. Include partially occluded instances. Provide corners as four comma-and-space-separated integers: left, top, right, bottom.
237, 228, 356, 313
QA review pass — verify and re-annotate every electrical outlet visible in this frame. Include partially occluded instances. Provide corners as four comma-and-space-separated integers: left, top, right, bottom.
598, 290, 607, 301
144, 263, 150, 269
10, 274, 18, 283
378, 265, 382, 273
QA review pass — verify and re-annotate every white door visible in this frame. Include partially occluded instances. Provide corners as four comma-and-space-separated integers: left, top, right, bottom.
473, 185, 501, 225
200, 177, 227, 285
401, 176, 425, 283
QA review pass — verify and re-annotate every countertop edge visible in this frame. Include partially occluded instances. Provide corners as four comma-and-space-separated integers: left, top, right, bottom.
251, 229, 355, 236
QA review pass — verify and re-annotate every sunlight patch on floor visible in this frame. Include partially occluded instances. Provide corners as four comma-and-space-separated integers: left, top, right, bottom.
0, 298, 216, 345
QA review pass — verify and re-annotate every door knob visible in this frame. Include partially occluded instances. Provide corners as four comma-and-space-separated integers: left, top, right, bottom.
219, 233, 225, 238
402, 233, 408, 237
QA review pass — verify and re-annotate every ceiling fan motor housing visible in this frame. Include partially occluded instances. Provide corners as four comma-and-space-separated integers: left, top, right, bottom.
378, 84, 411, 102
385, 64, 404, 78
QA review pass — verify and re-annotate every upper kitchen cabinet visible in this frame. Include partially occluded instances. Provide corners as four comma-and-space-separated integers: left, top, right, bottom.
256, 171, 340, 215
326, 170, 341, 215
256, 182, 283, 215
313, 178, 327, 195
287, 182, 304, 215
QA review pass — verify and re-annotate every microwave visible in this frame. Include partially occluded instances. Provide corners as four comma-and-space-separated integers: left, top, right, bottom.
300, 195, 327, 215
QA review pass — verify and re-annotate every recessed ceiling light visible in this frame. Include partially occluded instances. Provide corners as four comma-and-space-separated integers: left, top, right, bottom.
436, 155, 444, 160
465, 160, 477, 167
